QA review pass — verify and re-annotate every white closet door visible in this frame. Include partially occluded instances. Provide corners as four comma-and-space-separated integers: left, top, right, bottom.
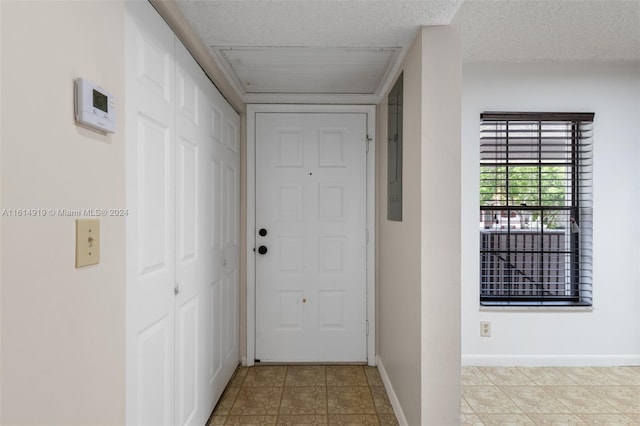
204, 70, 241, 416
174, 39, 207, 426
173, 39, 240, 426
125, 2, 176, 424
127, 2, 240, 425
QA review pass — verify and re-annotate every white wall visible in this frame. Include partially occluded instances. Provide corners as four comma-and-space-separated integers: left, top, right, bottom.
462, 62, 640, 366
1, 1, 126, 424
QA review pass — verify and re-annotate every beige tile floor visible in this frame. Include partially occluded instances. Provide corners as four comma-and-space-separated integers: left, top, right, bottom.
207, 365, 399, 426
462, 366, 640, 425
208, 365, 640, 425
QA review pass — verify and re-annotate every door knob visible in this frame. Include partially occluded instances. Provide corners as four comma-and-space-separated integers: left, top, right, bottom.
259, 228, 267, 237
258, 245, 268, 255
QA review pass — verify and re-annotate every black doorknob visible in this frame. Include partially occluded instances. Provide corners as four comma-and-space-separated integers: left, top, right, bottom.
259, 228, 267, 237
258, 245, 268, 255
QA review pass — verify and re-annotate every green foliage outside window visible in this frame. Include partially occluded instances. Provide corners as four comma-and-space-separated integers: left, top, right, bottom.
480, 165, 569, 228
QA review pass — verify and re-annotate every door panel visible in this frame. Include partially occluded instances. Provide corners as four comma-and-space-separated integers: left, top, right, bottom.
174, 40, 203, 426
223, 271, 237, 356
138, 317, 172, 426
127, 2, 240, 425
176, 296, 198, 425
255, 113, 368, 362
138, 116, 172, 276
175, 38, 242, 426
177, 137, 198, 262
204, 82, 240, 418
224, 164, 237, 247
126, 2, 176, 424
208, 279, 222, 383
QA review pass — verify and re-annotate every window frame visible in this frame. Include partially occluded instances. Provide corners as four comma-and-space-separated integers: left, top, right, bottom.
479, 111, 594, 307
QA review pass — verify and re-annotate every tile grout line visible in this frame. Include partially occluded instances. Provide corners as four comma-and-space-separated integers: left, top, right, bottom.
277, 365, 286, 423
229, 366, 245, 424
364, 365, 380, 424
325, 365, 330, 422
221, 366, 242, 425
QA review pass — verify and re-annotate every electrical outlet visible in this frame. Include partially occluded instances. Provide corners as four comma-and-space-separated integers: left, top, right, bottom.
480, 321, 491, 337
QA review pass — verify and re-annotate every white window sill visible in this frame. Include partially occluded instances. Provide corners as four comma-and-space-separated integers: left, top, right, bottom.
480, 306, 595, 313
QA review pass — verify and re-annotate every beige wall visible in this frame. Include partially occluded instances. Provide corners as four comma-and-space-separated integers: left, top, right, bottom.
1, 1, 126, 424
377, 22, 461, 425
377, 32, 424, 426
419, 20, 462, 425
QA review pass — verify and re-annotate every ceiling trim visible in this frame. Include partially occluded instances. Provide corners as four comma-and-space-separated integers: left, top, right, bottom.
241, 93, 382, 105
211, 45, 406, 104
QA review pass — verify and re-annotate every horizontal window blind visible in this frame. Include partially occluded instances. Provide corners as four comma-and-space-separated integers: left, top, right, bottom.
479, 112, 594, 306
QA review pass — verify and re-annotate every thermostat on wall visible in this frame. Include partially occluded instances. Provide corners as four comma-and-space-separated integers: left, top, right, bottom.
74, 78, 115, 134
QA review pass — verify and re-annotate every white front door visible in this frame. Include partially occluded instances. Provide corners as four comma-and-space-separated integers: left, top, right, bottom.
255, 112, 368, 362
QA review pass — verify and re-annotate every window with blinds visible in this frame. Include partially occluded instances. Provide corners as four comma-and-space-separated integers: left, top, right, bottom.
479, 112, 594, 306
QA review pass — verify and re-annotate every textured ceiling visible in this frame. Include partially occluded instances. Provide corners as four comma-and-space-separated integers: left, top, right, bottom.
176, 1, 463, 48
462, 0, 640, 63
174, 0, 640, 102
175, 0, 463, 101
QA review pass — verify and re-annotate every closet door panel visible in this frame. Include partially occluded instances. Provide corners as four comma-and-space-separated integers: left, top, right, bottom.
125, 2, 176, 424
175, 39, 206, 426
127, 4, 240, 426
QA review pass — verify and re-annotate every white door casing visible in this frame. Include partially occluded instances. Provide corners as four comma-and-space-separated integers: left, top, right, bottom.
247, 105, 376, 365
126, 2, 240, 425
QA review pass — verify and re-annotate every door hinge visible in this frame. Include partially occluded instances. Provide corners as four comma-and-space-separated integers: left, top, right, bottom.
365, 135, 372, 153
174, 283, 181, 296
366, 320, 369, 336
366, 228, 369, 244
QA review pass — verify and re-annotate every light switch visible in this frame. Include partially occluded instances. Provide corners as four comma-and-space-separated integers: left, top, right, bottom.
76, 219, 100, 268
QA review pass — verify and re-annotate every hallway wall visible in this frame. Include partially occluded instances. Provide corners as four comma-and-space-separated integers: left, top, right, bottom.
419, 20, 462, 425
377, 22, 462, 425
377, 31, 424, 426
1, 1, 126, 424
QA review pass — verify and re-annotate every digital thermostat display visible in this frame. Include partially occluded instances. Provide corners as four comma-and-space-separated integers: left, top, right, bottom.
74, 78, 115, 133
93, 89, 108, 113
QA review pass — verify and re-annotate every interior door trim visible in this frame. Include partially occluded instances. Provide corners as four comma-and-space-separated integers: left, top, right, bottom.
246, 104, 376, 366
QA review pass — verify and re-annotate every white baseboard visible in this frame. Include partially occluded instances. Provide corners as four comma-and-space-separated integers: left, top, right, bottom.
376, 356, 408, 426
462, 354, 640, 367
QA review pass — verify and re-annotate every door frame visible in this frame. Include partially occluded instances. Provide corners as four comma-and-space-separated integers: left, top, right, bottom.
246, 104, 376, 366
